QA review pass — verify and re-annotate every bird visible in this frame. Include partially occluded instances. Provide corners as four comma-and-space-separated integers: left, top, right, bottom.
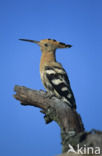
19, 38, 76, 109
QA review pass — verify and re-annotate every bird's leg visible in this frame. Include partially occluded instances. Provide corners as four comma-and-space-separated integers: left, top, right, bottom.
46, 92, 63, 101
40, 89, 55, 99
45, 91, 55, 99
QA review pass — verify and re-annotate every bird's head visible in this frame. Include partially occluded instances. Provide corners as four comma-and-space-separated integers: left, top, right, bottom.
19, 38, 72, 53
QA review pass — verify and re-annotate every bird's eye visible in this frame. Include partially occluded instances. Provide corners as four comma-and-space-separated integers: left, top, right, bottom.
44, 43, 48, 47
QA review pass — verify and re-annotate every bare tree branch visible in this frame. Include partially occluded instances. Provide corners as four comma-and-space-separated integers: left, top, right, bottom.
13, 85, 102, 154
13, 85, 84, 131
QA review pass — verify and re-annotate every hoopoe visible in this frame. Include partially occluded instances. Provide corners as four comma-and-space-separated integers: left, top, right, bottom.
19, 38, 76, 109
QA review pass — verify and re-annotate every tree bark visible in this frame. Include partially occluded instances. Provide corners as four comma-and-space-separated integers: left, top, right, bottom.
13, 85, 102, 154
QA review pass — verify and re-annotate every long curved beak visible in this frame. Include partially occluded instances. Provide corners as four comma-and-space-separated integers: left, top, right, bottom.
19, 39, 39, 44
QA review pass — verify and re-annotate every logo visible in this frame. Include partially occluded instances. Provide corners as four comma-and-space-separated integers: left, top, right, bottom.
67, 144, 101, 155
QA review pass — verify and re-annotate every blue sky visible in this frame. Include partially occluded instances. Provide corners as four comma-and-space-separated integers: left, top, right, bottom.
0, 0, 102, 156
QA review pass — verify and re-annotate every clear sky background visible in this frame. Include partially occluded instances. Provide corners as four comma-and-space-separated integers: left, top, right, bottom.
0, 0, 102, 156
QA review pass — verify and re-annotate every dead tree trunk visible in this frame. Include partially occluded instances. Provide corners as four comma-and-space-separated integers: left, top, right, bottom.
13, 85, 102, 154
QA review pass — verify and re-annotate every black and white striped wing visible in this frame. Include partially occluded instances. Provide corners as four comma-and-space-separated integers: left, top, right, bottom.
45, 66, 76, 109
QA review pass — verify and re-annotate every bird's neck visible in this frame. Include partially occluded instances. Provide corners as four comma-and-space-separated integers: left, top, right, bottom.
41, 51, 56, 63
40, 51, 56, 71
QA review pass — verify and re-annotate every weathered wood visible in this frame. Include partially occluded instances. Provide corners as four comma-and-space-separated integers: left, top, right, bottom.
13, 85, 102, 154
13, 85, 84, 131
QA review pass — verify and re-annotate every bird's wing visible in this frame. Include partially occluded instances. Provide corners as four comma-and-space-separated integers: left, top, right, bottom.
45, 66, 76, 109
